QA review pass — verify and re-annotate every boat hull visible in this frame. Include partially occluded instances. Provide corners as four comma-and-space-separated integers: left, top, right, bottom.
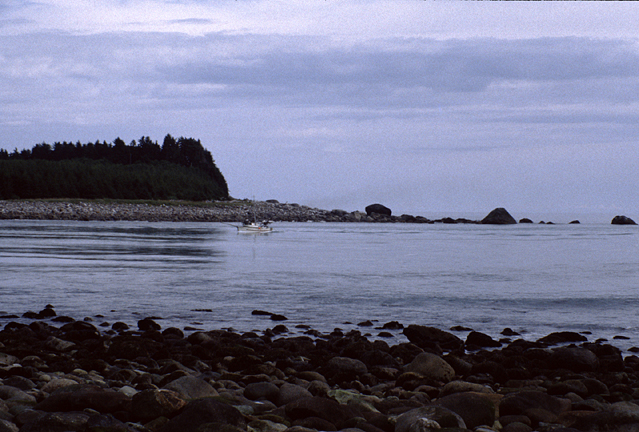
237, 224, 273, 233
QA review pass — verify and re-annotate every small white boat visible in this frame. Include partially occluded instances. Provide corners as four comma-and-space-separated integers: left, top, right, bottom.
237, 221, 273, 233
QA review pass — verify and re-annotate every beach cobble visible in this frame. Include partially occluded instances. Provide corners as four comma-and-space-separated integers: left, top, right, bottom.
2, 307, 639, 431
0, 200, 469, 223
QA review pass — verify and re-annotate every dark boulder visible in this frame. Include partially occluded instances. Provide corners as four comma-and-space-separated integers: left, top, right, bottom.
519, 218, 533, 224
500, 390, 571, 426
481, 208, 517, 225
403, 325, 463, 352
35, 384, 131, 413
138, 317, 161, 331
395, 406, 467, 432
365, 204, 391, 217
158, 398, 246, 432
549, 347, 599, 372
285, 396, 361, 429
434, 392, 497, 429
19, 412, 91, 432
132, 389, 187, 423
244, 382, 280, 403
612, 215, 637, 225
466, 331, 502, 349
537, 331, 587, 345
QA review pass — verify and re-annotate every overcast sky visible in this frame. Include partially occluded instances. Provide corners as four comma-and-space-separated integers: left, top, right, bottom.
2, 1, 638, 219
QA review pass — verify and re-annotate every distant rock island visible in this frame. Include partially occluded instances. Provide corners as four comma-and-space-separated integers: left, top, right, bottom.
0, 200, 635, 225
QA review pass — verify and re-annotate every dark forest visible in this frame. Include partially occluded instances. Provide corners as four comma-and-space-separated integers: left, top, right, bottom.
0, 135, 229, 201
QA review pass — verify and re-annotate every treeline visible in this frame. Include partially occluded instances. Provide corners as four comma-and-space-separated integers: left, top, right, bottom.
0, 135, 229, 201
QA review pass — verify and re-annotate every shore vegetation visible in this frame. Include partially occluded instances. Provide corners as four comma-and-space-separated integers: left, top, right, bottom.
0, 135, 229, 201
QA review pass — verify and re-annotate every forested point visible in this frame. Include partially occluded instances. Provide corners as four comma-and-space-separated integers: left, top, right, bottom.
0, 135, 229, 201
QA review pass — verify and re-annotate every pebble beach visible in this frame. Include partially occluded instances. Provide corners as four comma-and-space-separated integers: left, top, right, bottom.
1, 305, 639, 432
0, 200, 464, 224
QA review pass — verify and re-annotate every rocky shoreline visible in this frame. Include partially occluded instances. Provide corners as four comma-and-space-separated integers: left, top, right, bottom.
0, 200, 460, 224
2, 307, 639, 431
1, 200, 636, 225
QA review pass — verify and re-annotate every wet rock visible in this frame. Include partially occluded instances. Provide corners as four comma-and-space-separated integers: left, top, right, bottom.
440, 380, 495, 397
158, 397, 247, 432
84, 413, 137, 432
0, 386, 37, 405
500, 414, 532, 428
19, 412, 91, 432
0, 419, 18, 432
292, 416, 337, 431
162, 327, 184, 339
249, 419, 288, 432
612, 215, 637, 225
381, 321, 403, 330
131, 389, 187, 423
481, 207, 517, 225
284, 396, 361, 429
434, 391, 498, 429
547, 379, 589, 397
537, 331, 588, 345
365, 204, 391, 217
111, 322, 129, 332
35, 384, 131, 413
244, 382, 280, 403
395, 406, 467, 432
277, 383, 313, 406
162, 376, 218, 400
402, 325, 463, 352
41, 378, 79, 393
501, 328, 520, 336
1, 376, 35, 391
0, 354, 19, 367
403, 352, 455, 383
138, 317, 161, 332
44, 336, 75, 352
442, 355, 473, 376
550, 347, 600, 372
502, 422, 533, 432
37, 306, 56, 319
500, 390, 571, 426
561, 400, 639, 431
327, 356, 368, 376
466, 331, 501, 348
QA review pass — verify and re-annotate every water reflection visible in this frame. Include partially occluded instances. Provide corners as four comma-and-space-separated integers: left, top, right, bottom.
0, 220, 225, 263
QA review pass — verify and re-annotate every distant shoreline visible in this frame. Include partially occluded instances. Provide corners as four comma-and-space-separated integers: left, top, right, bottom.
0, 199, 634, 225
0, 199, 468, 224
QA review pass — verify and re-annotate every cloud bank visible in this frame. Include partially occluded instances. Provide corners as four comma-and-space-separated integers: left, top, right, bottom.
1, 1, 638, 217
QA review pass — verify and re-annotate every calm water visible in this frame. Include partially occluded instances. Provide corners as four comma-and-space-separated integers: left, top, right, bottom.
1, 220, 638, 350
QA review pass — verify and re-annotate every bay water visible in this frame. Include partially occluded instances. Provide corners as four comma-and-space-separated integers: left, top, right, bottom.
1, 219, 638, 351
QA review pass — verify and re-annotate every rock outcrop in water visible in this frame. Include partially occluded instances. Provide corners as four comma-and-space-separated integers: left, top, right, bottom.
481, 207, 517, 225
611, 215, 637, 225
0, 200, 446, 224
2, 306, 639, 431
365, 203, 392, 217
1, 201, 627, 226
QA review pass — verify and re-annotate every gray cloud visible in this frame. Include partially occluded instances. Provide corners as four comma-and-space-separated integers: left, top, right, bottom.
2, 27, 639, 214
